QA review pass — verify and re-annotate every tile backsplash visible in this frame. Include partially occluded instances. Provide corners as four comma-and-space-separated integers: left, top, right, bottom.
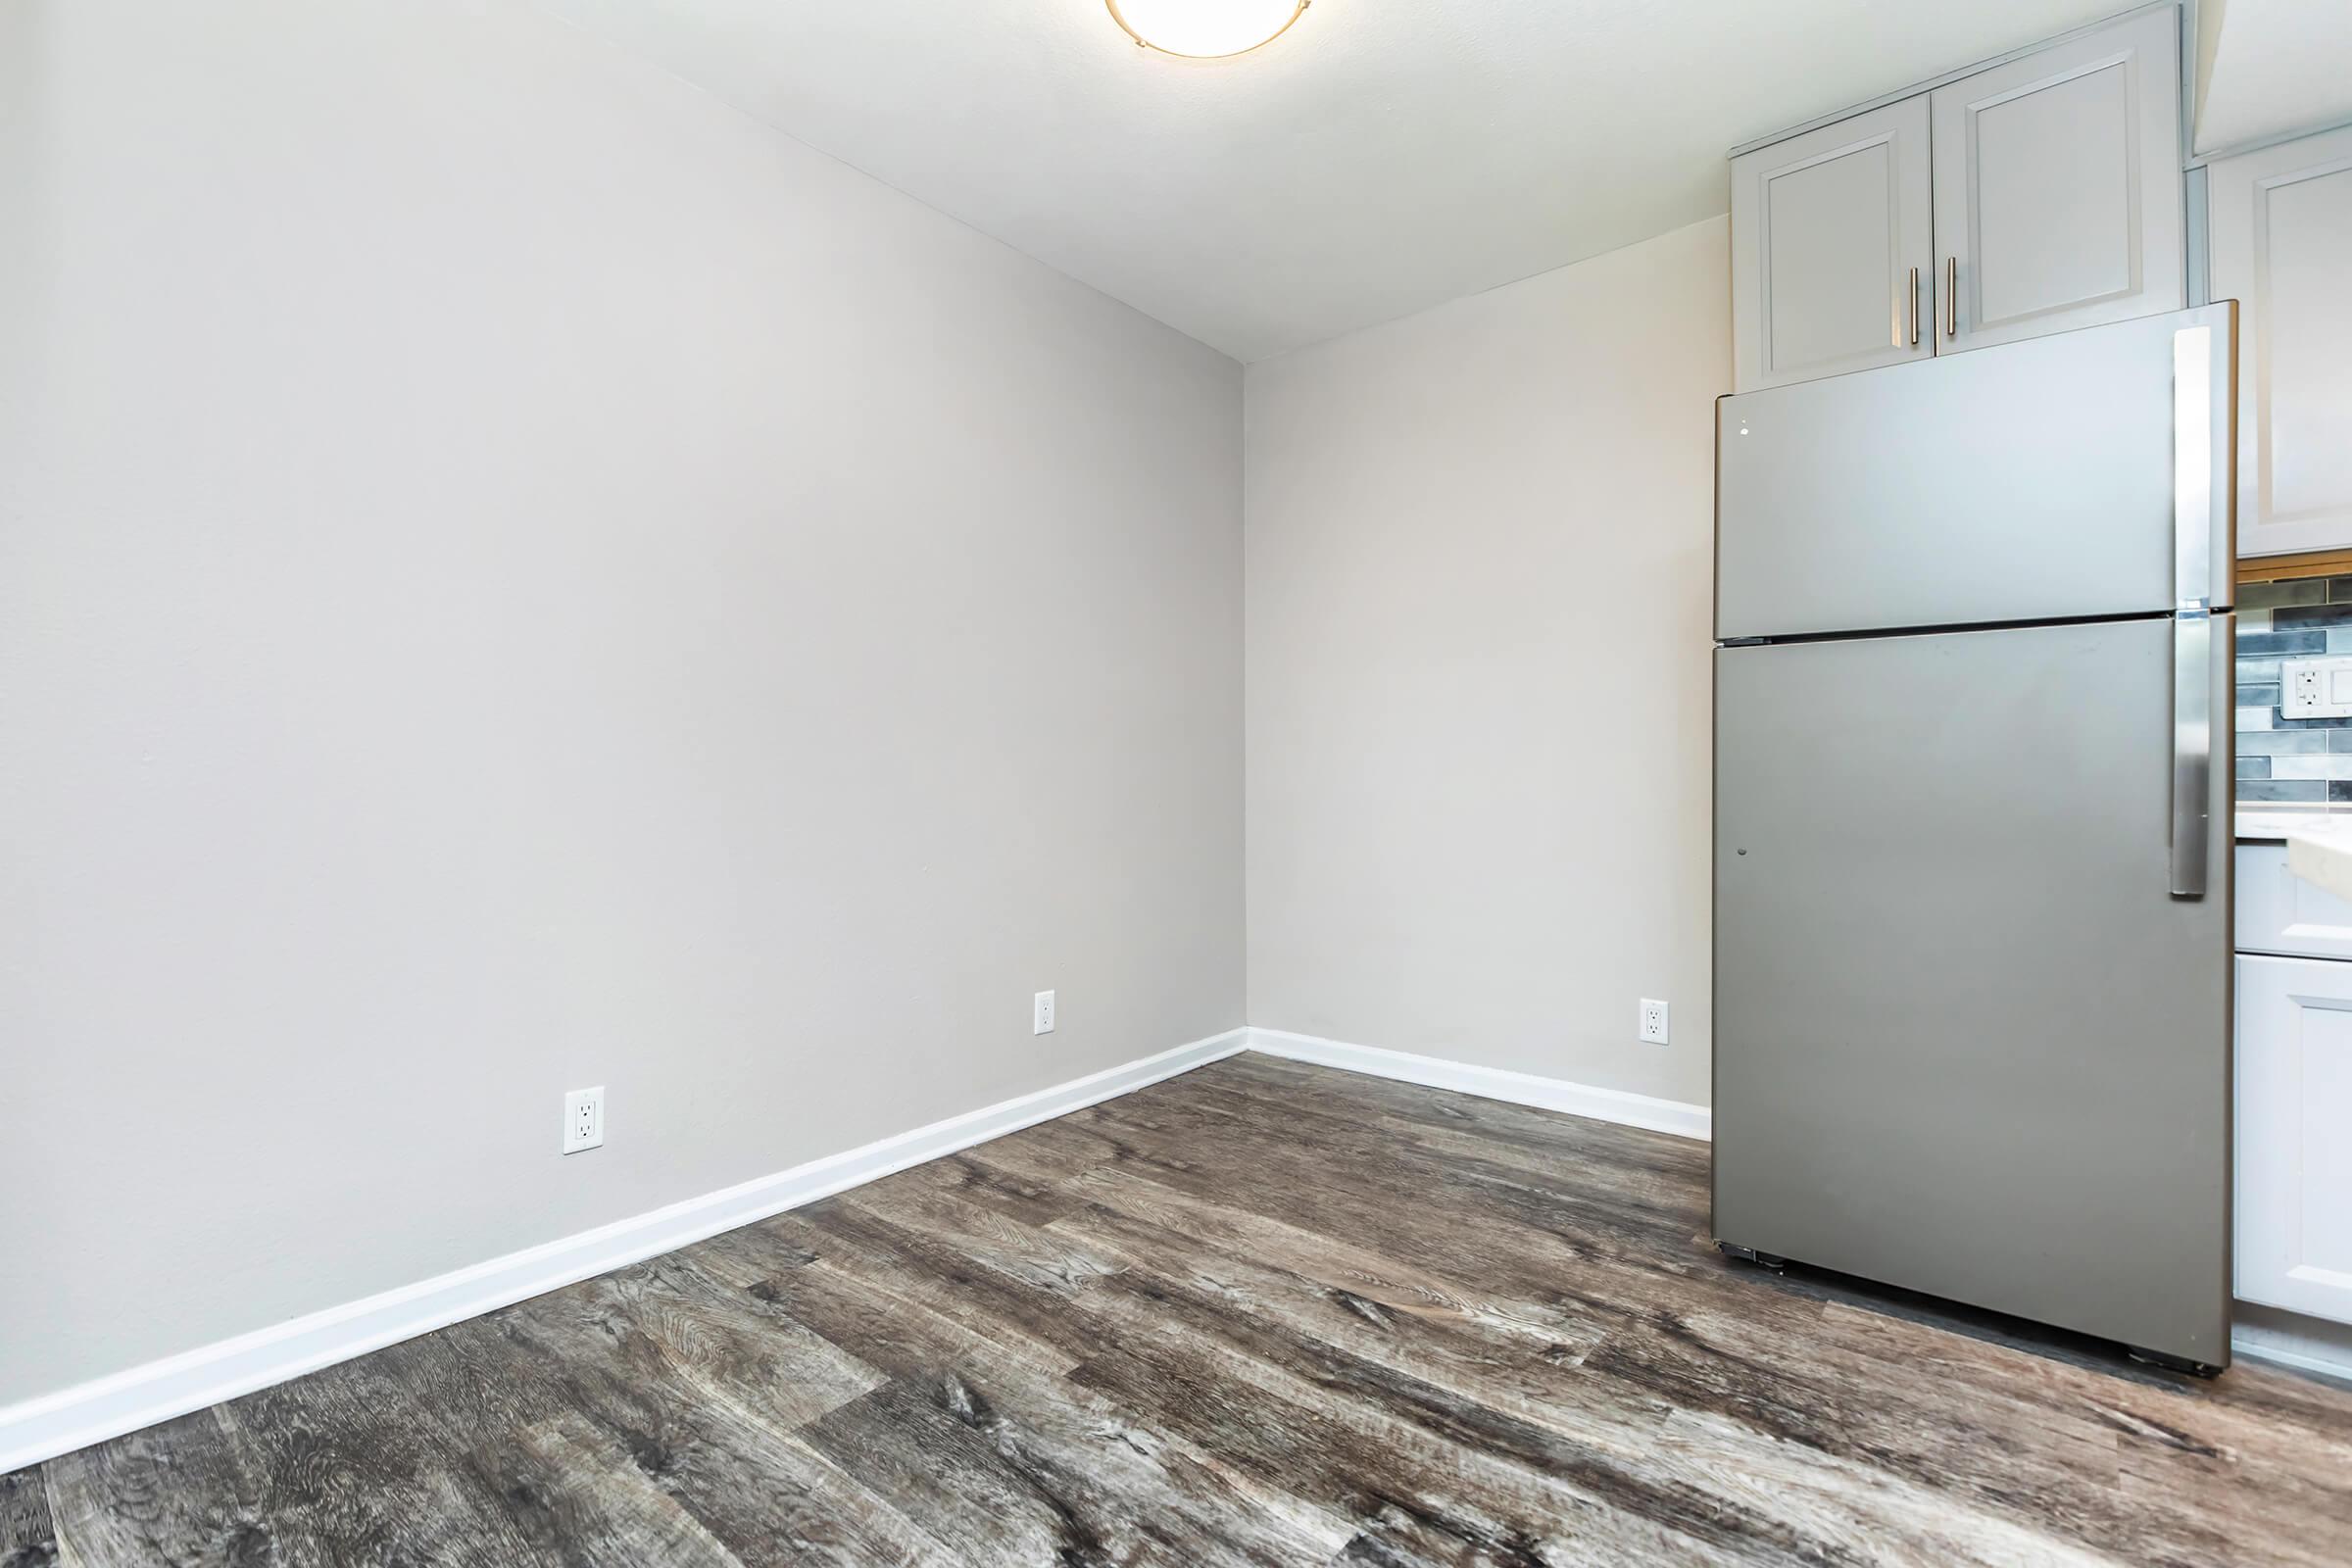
2237, 574, 2352, 804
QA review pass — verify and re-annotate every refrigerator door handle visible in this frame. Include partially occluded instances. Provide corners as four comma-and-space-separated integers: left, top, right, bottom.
2169, 320, 2217, 900
2171, 610, 2212, 899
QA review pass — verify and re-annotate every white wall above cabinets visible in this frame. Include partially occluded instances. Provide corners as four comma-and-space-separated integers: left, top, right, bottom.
2236, 952, 2352, 1326
2209, 122, 2352, 559
2193, 0, 2352, 157
1729, 6, 2184, 392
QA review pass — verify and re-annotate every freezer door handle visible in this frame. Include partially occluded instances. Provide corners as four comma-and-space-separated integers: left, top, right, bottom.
2174, 324, 2214, 614
2171, 611, 2211, 899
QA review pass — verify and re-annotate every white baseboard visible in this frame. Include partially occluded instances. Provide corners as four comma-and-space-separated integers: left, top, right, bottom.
1244, 1027, 1711, 1142
0, 1028, 1247, 1477
33, 1021, 2323, 1477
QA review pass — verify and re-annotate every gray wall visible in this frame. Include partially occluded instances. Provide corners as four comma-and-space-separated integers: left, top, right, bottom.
1244, 216, 1728, 1106
0, 0, 1243, 1404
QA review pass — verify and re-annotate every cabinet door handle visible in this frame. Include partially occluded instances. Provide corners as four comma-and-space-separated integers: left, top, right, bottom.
1944, 257, 1958, 340
1909, 266, 1920, 347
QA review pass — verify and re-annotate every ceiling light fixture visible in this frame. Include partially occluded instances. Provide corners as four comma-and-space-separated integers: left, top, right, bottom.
1106, 0, 1311, 60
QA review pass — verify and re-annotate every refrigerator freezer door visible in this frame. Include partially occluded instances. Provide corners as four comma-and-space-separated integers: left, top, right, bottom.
1712, 615, 2232, 1365
1717, 303, 2235, 641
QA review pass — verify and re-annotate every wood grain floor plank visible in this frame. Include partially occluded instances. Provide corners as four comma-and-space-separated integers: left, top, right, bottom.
688, 1244, 1083, 1386
1063, 1274, 1764, 1568
877, 1149, 1084, 1229
1070, 1249, 2082, 1568
790, 1380, 1091, 1566
20, 1054, 2352, 1566
1056, 1157, 1612, 1349
0, 1466, 57, 1568
488, 1282, 958, 1566
455, 1416, 744, 1568
1073, 1084, 1714, 1269
843, 1175, 1125, 1298
42, 1414, 276, 1568
710, 1217, 1357, 1561
206, 1357, 546, 1568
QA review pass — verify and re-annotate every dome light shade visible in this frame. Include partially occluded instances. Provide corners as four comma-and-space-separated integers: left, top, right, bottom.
1106, 0, 1311, 59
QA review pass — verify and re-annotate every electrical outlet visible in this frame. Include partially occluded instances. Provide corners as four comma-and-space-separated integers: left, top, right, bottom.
2282, 656, 2352, 718
1033, 990, 1056, 1035
1639, 999, 1670, 1045
563, 1086, 605, 1153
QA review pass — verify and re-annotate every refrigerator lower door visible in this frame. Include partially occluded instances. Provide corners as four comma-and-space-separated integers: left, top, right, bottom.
1713, 615, 2232, 1366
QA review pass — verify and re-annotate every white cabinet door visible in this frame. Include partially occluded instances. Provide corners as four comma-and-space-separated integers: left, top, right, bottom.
2210, 124, 2352, 560
1930, 8, 2183, 353
1731, 98, 1933, 391
2236, 955, 2352, 1325
2237, 843, 2352, 960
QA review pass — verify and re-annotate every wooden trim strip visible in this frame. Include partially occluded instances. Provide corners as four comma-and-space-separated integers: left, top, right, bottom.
2238, 549, 2352, 585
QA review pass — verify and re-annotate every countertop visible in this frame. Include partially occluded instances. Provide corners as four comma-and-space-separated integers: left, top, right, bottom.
2236, 808, 2352, 844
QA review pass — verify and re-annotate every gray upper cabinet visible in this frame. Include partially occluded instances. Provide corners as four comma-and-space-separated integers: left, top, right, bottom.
2209, 123, 2352, 559
1731, 100, 1934, 391
1730, 7, 2186, 392
1931, 8, 2183, 353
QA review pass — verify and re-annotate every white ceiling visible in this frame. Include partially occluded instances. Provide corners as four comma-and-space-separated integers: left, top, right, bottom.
2194, 0, 2352, 154
539, 0, 2138, 361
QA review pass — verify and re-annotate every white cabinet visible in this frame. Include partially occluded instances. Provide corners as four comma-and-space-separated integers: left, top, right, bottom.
1729, 9, 2185, 391
2236, 841, 2352, 959
1731, 100, 1934, 391
2236, 954, 2352, 1325
1930, 7, 2184, 353
2209, 124, 2352, 559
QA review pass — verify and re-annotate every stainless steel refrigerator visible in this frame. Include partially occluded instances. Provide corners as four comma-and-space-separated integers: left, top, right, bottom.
1711, 302, 2237, 1372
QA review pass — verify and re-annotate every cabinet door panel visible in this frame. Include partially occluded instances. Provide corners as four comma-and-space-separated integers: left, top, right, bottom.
1732, 98, 1932, 391
1932, 8, 2183, 351
2237, 842, 2352, 960
2237, 955, 2352, 1325
2212, 125, 2352, 559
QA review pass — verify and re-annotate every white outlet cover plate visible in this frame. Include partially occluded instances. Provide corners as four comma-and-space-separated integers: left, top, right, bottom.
1639, 1000, 1670, 1045
1033, 990, 1055, 1035
564, 1086, 605, 1154
2281, 656, 2352, 719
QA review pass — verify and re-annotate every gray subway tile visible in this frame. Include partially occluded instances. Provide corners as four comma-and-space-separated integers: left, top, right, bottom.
2237, 730, 2328, 756
2328, 729, 2352, 753
2235, 658, 2282, 682
2238, 706, 2276, 731
2328, 575, 2352, 603
2327, 627, 2352, 654
2238, 757, 2274, 778
2237, 683, 2280, 708
2239, 779, 2328, 802
2269, 755, 2352, 779
2334, 780, 2352, 802
2270, 604, 2352, 629
2238, 630, 2328, 656
2241, 578, 2328, 610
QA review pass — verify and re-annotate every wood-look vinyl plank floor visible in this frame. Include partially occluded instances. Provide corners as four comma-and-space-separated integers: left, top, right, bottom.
12, 1054, 2352, 1566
